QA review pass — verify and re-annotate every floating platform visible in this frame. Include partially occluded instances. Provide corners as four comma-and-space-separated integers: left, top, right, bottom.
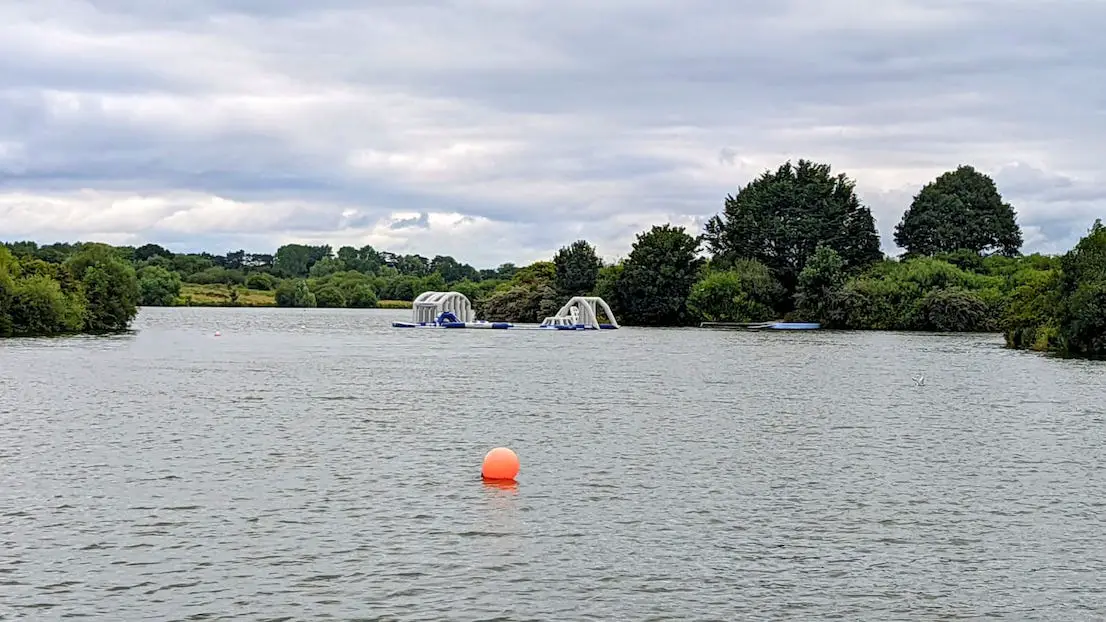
392, 292, 620, 331
700, 321, 821, 330
391, 321, 617, 330
392, 320, 513, 329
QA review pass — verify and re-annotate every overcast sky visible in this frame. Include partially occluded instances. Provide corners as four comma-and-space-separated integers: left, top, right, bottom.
1, 0, 1103, 268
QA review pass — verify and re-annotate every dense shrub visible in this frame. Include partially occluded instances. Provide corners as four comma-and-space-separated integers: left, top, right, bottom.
687, 260, 784, 323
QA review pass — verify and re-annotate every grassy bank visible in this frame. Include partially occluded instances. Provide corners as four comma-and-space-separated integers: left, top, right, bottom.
175, 284, 413, 309
178, 284, 275, 306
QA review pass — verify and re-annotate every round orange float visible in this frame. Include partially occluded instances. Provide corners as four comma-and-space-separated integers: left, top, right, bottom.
481, 447, 520, 481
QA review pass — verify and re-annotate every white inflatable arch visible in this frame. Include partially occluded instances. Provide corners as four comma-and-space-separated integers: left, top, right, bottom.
546, 296, 619, 329
412, 291, 474, 323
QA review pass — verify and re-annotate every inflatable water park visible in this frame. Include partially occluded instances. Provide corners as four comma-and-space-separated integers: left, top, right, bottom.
392, 291, 620, 330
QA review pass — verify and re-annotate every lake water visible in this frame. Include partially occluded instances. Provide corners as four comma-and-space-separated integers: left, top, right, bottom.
1, 307, 1104, 621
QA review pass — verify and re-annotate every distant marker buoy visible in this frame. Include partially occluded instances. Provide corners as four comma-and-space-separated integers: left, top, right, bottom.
214, 331, 221, 337
481, 447, 519, 481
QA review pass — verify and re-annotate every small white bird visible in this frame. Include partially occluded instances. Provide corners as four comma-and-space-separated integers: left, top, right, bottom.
912, 374, 925, 386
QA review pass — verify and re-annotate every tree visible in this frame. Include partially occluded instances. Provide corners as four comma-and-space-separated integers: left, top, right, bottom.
347, 284, 379, 308
137, 265, 182, 306
337, 245, 383, 274
915, 288, 991, 332
245, 272, 278, 291
65, 245, 139, 332
794, 246, 846, 321
687, 260, 784, 323
6, 275, 84, 335
482, 284, 560, 322
553, 240, 602, 296
1, 247, 21, 336
430, 255, 478, 284
592, 263, 624, 317
1056, 219, 1106, 354
275, 279, 317, 307
134, 243, 173, 262
616, 224, 704, 326
308, 257, 344, 278
703, 159, 882, 294
894, 165, 1022, 256
273, 244, 331, 277
314, 285, 346, 308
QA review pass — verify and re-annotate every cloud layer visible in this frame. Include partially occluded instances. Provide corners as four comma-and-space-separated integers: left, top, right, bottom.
2, 0, 1103, 266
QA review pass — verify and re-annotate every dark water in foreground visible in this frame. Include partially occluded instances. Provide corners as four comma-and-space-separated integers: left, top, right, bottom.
1, 307, 1104, 621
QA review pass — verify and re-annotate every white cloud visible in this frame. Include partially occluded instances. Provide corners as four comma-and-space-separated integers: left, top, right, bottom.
1, 0, 1104, 267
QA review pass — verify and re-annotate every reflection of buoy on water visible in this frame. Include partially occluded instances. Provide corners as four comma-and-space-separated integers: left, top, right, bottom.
481, 447, 520, 481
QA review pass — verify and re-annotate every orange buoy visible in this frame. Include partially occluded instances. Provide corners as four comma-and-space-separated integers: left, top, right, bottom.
481, 447, 520, 481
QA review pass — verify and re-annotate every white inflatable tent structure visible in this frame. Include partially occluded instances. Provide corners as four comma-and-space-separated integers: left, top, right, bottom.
393, 291, 619, 330
540, 296, 619, 330
412, 291, 474, 323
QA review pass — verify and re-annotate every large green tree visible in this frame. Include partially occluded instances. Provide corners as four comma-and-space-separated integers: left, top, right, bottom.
894, 165, 1022, 256
273, 244, 332, 277
703, 159, 883, 294
137, 265, 182, 306
65, 244, 139, 332
1056, 219, 1106, 354
552, 239, 602, 296
615, 224, 704, 326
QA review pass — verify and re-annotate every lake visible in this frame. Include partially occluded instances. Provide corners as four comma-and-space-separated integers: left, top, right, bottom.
2, 307, 1104, 620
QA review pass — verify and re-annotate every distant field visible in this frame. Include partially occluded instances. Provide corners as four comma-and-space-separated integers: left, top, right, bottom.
179, 284, 275, 306
175, 284, 413, 309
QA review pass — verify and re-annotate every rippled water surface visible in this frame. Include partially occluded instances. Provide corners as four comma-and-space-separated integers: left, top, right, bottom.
2, 307, 1105, 620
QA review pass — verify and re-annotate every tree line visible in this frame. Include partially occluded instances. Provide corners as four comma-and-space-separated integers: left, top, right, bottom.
2, 159, 1102, 355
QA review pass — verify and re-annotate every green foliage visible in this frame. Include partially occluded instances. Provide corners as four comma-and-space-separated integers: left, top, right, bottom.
553, 240, 602, 296
1003, 268, 1062, 351
0, 273, 13, 337
1056, 219, 1106, 354
7, 275, 85, 335
592, 263, 624, 317
79, 262, 140, 332
245, 272, 278, 290
275, 279, 317, 307
137, 266, 182, 306
273, 244, 331, 277
914, 288, 991, 332
482, 284, 560, 322
795, 246, 846, 322
616, 224, 704, 326
687, 260, 784, 322
64, 246, 139, 332
894, 165, 1022, 256
337, 245, 383, 274
703, 159, 883, 292
313, 285, 346, 308
512, 261, 555, 286
186, 266, 245, 285
346, 284, 379, 308
829, 256, 1013, 331
309, 257, 344, 278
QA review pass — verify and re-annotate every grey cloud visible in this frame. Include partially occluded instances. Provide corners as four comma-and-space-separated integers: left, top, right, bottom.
389, 212, 430, 230
1, 0, 1104, 264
